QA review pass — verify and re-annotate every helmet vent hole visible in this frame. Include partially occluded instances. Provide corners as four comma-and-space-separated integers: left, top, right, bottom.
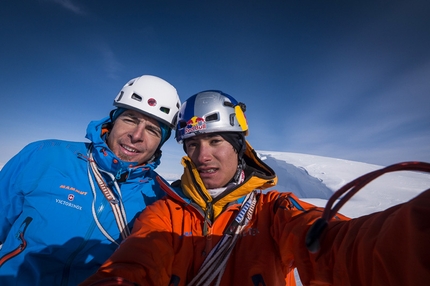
206, 113, 219, 122
160, 107, 170, 114
229, 114, 235, 126
131, 93, 142, 102
116, 91, 124, 101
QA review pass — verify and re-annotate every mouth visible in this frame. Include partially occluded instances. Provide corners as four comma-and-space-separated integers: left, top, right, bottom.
120, 144, 140, 154
198, 167, 218, 176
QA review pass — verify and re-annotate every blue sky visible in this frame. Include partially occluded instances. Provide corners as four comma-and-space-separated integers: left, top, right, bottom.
1, 0, 429, 175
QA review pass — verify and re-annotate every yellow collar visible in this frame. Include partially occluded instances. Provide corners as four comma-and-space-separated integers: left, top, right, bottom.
179, 141, 277, 219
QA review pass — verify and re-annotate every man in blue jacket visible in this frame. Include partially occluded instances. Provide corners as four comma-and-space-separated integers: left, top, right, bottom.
0, 75, 181, 285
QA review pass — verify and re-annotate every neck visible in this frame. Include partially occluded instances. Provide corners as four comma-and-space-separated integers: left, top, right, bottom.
208, 170, 245, 199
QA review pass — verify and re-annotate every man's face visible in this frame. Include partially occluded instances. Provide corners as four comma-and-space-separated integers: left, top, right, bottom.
185, 134, 238, 189
107, 110, 162, 165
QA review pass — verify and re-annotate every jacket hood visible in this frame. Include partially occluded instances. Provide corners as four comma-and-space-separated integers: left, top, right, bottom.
85, 116, 161, 178
179, 140, 277, 219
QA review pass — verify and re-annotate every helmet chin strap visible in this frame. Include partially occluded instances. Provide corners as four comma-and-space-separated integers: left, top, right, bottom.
232, 157, 246, 184
148, 148, 162, 164
225, 133, 246, 185
232, 133, 246, 184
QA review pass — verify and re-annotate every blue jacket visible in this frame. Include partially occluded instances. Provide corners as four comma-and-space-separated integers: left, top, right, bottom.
0, 117, 167, 285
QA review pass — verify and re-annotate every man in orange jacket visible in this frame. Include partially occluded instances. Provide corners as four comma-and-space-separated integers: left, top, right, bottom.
82, 90, 430, 286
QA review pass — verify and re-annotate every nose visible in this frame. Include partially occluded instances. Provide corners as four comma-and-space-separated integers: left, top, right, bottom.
128, 124, 146, 143
196, 142, 212, 164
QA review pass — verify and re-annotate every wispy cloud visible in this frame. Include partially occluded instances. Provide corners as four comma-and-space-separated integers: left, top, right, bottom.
98, 43, 123, 79
47, 0, 86, 15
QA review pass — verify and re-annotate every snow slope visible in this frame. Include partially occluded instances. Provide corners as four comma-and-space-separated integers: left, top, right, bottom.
255, 151, 430, 285
258, 151, 430, 218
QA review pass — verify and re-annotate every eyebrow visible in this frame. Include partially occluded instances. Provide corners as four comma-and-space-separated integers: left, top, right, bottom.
146, 124, 161, 133
120, 112, 138, 120
121, 113, 161, 132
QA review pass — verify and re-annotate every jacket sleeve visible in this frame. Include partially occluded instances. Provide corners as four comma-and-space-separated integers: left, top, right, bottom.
80, 198, 175, 286
289, 189, 430, 285
0, 146, 31, 243
267, 191, 349, 284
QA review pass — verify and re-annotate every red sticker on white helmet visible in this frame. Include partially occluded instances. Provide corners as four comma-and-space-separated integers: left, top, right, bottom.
147, 98, 157, 106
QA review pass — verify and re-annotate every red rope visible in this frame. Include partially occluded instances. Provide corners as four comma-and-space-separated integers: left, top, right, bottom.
322, 161, 430, 221
306, 161, 430, 253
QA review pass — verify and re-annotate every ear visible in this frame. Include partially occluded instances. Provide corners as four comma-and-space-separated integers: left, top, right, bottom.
109, 109, 117, 122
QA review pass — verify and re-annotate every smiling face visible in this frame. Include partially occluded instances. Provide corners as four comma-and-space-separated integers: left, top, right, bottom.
185, 133, 238, 189
107, 109, 162, 165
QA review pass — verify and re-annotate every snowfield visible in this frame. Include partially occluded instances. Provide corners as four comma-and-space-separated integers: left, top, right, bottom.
257, 150, 430, 218
255, 151, 430, 285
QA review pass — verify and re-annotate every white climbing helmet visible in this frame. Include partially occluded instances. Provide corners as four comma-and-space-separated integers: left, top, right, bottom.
113, 75, 181, 128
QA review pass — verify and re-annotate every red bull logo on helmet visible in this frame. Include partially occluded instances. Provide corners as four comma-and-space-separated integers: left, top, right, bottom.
185, 116, 206, 134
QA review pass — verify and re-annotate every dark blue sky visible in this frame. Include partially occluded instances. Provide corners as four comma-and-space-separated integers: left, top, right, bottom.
1, 0, 429, 175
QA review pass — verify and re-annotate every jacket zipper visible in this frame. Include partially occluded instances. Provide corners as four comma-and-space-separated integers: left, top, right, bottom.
0, 217, 33, 267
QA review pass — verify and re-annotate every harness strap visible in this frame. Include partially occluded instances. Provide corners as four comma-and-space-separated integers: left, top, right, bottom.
187, 191, 257, 286
88, 147, 130, 243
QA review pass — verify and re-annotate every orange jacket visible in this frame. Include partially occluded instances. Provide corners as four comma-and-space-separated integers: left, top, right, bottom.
295, 186, 430, 285
82, 142, 430, 286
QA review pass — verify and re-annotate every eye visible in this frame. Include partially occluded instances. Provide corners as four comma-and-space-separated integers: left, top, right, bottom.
118, 113, 139, 124
147, 126, 161, 137
186, 141, 197, 149
210, 137, 223, 145
122, 117, 137, 124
